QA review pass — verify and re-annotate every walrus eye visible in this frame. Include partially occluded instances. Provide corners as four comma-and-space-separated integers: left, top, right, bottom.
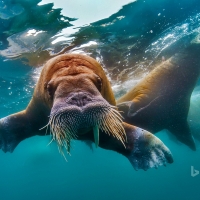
96, 77, 102, 92
46, 83, 54, 99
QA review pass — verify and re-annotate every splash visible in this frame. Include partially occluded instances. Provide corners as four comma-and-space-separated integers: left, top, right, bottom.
0, 0, 76, 65
145, 13, 200, 59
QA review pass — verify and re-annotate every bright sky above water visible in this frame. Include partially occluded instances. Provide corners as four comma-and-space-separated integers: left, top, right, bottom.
39, 0, 134, 42
39, 0, 133, 26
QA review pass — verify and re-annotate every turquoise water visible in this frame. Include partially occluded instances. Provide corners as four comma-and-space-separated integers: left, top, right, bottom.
1, 0, 200, 199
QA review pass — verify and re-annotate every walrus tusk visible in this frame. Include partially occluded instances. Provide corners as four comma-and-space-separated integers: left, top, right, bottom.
93, 125, 99, 148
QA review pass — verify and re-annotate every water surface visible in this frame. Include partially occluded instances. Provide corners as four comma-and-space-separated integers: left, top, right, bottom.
0, 0, 200, 199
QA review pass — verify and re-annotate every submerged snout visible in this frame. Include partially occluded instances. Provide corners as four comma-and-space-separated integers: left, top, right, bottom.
67, 92, 93, 107
49, 92, 126, 156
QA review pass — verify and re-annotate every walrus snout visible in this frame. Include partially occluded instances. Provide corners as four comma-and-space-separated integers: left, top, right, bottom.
67, 92, 93, 107
52, 91, 105, 112
49, 94, 126, 155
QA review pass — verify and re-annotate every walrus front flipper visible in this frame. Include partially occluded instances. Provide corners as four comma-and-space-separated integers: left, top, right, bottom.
125, 126, 173, 170
168, 121, 196, 151
99, 123, 173, 171
0, 111, 37, 153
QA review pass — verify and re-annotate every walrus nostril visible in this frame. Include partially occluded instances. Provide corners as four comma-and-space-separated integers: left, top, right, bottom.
69, 92, 92, 107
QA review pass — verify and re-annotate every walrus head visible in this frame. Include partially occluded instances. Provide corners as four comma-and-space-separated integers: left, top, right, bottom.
39, 54, 126, 156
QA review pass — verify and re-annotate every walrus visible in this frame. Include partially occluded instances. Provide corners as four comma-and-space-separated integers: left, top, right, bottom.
0, 53, 173, 171
117, 42, 200, 151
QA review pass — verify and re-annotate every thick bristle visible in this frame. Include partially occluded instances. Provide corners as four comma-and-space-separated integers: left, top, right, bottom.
44, 103, 126, 160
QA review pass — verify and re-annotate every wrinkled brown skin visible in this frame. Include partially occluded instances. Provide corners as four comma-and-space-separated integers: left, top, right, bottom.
0, 54, 173, 170
0, 54, 133, 154
117, 43, 200, 151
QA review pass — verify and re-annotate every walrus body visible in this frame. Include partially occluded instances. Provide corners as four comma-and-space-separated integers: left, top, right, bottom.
0, 54, 173, 171
117, 43, 200, 151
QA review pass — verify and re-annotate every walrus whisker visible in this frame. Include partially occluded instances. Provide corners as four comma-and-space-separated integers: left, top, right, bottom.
47, 138, 54, 146
110, 105, 118, 109
109, 109, 124, 122
48, 100, 127, 158
87, 106, 127, 147
48, 112, 78, 156
61, 122, 77, 139
62, 117, 77, 139
39, 121, 50, 131
45, 123, 50, 136
58, 146, 68, 162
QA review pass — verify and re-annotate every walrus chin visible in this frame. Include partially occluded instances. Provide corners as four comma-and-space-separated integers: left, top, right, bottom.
43, 95, 127, 157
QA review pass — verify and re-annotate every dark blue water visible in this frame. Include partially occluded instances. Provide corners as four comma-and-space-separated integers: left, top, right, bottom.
1, 0, 200, 199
